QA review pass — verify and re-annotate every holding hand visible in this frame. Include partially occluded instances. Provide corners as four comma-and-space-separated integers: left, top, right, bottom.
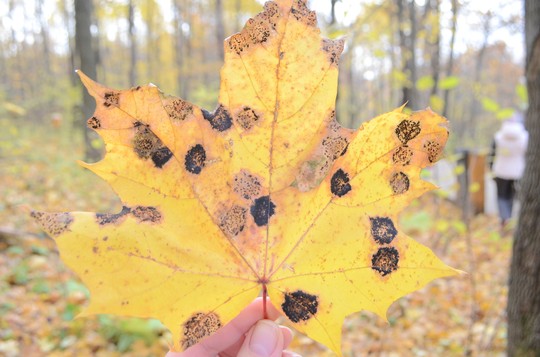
166, 298, 300, 357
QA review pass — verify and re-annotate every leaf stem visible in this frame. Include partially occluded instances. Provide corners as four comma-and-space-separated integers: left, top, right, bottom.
262, 283, 268, 319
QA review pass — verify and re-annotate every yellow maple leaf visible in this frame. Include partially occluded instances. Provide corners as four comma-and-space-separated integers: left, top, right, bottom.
33, 0, 459, 354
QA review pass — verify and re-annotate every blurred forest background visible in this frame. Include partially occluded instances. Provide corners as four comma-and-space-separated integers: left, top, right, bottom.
0, 0, 535, 356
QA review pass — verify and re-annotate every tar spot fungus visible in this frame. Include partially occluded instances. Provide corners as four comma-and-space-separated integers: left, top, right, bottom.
250, 195, 276, 227
228, 32, 250, 54
372, 247, 399, 276
219, 205, 247, 238
181, 312, 222, 350
322, 38, 344, 65
31, 211, 74, 237
133, 125, 160, 159
330, 169, 352, 197
390, 171, 410, 194
235, 106, 260, 130
262, 1, 279, 28
424, 140, 442, 163
96, 206, 131, 225
132, 123, 173, 168
291, 0, 317, 27
282, 290, 319, 323
87, 116, 101, 129
233, 170, 262, 200
328, 110, 337, 124
322, 136, 349, 161
392, 146, 414, 166
165, 98, 193, 121
131, 206, 162, 223
103, 91, 120, 107
370, 217, 398, 245
246, 17, 272, 44
395, 119, 421, 145
185, 144, 206, 174
202, 104, 232, 132
151, 147, 173, 168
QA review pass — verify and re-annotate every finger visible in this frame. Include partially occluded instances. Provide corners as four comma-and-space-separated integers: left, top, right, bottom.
173, 297, 282, 356
221, 324, 293, 357
280, 326, 293, 348
237, 320, 284, 357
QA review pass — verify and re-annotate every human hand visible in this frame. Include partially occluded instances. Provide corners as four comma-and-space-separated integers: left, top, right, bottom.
165, 297, 300, 357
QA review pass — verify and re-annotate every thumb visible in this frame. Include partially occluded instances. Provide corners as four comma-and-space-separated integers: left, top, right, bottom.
237, 320, 284, 357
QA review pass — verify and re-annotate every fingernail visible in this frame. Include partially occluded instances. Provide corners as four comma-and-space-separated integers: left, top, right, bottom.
249, 320, 279, 355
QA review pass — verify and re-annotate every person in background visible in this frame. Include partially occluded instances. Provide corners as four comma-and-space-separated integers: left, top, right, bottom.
490, 113, 529, 228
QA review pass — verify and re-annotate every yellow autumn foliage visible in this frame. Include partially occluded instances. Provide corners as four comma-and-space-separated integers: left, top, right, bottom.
33, 0, 459, 354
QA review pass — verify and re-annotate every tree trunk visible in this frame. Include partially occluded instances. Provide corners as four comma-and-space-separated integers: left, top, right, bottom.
215, 0, 225, 62
145, 0, 155, 80
173, 0, 186, 97
397, 0, 418, 109
128, 0, 137, 86
36, 0, 52, 76
8, 0, 25, 100
425, 0, 441, 98
184, 1, 193, 100
330, 0, 339, 25
442, 0, 458, 119
466, 12, 491, 145
507, 1, 540, 355
61, 0, 77, 86
75, 0, 101, 161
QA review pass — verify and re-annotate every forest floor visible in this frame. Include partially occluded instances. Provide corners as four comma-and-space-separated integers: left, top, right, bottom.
1, 117, 511, 356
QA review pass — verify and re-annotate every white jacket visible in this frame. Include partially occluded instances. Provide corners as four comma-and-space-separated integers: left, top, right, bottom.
493, 121, 529, 180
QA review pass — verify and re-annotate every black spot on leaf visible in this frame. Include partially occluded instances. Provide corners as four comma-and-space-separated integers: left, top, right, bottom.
96, 206, 131, 225
322, 136, 349, 160
235, 106, 260, 130
31, 211, 74, 237
131, 206, 162, 223
424, 140, 442, 163
246, 17, 272, 44
392, 146, 414, 166
291, 0, 317, 26
151, 147, 173, 168
370, 217, 398, 245
330, 169, 352, 197
181, 312, 221, 349
165, 98, 193, 121
202, 105, 232, 132
282, 290, 319, 323
219, 205, 247, 238
390, 172, 410, 194
103, 91, 120, 107
228, 33, 250, 54
250, 195, 276, 226
372, 247, 399, 276
322, 38, 344, 65
87, 116, 101, 129
132, 123, 173, 168
395, 120, 421, 145
185, 144, 206, 174
233, 170, 262, 200
263, 1, 279, 28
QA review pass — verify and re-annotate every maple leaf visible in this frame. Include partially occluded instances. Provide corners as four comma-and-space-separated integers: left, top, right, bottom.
33, 0, 459, 354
